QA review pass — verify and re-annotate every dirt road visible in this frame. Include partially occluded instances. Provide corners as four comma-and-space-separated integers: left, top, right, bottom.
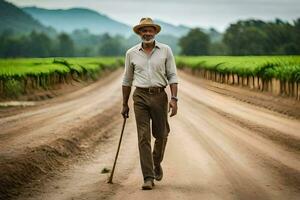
0, 69, 299, 200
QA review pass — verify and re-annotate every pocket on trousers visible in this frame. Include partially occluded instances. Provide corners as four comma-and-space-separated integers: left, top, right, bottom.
163, 91, 168, 102
132, 89, 137, 101
132, 89, 141, 104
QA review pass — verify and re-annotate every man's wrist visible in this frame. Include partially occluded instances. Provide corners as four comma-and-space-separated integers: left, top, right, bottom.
171, 96, 178, 102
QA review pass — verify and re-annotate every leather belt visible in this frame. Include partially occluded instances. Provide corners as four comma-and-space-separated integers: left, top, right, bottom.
136, 86, 165, 94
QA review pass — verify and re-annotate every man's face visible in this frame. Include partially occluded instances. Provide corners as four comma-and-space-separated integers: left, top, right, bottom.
139, 26, 156, 44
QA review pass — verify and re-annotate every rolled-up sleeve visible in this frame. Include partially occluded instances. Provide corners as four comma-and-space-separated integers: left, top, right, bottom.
166, 46, 179, 85
122, 51, 133, 86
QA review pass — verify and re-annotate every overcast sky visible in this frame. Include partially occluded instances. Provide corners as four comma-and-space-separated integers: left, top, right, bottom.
7, 0, 300, 32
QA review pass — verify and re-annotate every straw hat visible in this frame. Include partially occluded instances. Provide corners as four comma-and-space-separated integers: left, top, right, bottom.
133, 17, 161, 35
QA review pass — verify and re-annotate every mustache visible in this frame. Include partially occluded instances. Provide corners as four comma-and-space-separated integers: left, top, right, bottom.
142, 35, 154, 39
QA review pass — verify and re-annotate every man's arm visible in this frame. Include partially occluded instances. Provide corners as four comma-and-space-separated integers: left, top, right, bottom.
165, 46, 179, 117
121, 85, 131, 118
169, 83, 178, 98
121, 51, 133, 118
168, 83, 178, 117
122, 86, 131, 106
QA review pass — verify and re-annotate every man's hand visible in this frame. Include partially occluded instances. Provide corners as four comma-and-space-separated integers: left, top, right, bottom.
121, 104, 129, 118
168, 99, 177, 117
121, 85, 131, 118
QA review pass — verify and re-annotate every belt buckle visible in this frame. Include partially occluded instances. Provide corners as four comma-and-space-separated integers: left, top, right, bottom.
148, 88, 155, 94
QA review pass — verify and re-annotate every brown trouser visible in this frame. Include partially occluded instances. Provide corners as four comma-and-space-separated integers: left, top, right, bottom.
133, 87, 170, 181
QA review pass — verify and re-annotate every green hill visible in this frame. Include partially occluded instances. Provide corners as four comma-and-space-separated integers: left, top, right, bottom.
0, 0, 55, 35
23, 6, 132, 36
22, 6, 214, 39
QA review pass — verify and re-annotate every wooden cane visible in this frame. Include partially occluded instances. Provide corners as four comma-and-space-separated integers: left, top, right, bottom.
107, 116, 127, 184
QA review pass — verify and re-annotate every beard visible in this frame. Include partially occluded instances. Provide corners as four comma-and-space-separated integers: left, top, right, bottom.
141, 36, 155, 44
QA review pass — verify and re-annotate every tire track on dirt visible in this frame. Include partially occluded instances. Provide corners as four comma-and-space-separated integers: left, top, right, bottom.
16, 107, 139, 200
180, 92, 300, 192
177, 106, 271, 199
181, 89, 300, 154
0, 100, 123, 200
0, 70, 126, 200
0, 71, 123, 156
179, 74, 300, 140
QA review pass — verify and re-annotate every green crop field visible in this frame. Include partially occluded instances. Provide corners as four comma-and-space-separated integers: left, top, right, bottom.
0, 57, 123, 77
0, 56, 300, 100
0, 57, 123, 98
176, 56, 300, 100
2, 56, 299, 81
176, 56, 300, 82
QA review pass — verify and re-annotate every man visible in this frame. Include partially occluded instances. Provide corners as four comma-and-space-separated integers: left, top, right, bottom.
121, 17, 179, 190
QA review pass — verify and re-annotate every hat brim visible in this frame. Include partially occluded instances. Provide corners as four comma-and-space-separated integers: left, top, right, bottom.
133, 24, 161, 35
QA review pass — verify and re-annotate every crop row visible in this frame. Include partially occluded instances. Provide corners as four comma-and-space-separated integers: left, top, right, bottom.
176, 56, 300, 100
0, 57, 123, 98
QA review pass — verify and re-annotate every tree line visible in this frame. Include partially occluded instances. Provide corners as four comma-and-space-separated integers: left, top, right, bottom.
0, 29, 130, 58
0, 18, 299, 58
180, 18, 300, 55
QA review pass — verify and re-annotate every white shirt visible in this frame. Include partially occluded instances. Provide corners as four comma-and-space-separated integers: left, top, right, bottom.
122, 40, 179, 87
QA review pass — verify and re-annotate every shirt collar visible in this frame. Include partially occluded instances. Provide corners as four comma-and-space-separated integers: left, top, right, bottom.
138, 40, 161, 51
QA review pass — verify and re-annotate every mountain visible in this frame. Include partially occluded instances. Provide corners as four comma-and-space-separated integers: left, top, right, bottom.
22, 7, 196, 38
153, 19, 222, 42
22, 6, 132, 36
22, 6, 222, 41
154, 19, 190, 37
0, 0, 55, 35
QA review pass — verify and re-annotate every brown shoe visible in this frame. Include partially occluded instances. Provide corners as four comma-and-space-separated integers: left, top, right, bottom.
142, 178, 155, 190
154, 165, 163, 181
